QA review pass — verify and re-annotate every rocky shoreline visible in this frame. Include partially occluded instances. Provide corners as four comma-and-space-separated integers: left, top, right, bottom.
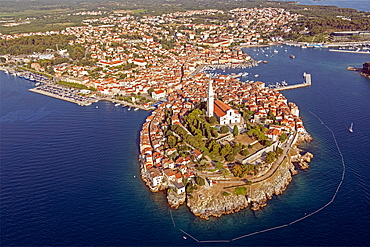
139, 136, 314, 219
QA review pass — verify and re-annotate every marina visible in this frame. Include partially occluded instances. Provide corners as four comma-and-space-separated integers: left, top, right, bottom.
29, 85, 97, 106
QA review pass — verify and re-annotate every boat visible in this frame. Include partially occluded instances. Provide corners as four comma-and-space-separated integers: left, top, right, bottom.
115, 103, 120, 106
349, 122, 353, 133
183, 236, 187, 240
289, 55, 295, 59
134, 108, 139, 111
96, 106, 99, 108
254, 74, 259, 77
35, 82, 41, 86
263, 61, 268, 64
274, 49, 278, 53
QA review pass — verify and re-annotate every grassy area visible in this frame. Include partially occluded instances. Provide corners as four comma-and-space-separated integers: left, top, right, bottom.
235, 187, 247, 196
132, 9, 147, 15
222, 191, 230, 196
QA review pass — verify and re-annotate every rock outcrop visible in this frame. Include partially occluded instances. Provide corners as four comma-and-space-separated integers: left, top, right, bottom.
187, 192, 249, 220
167, 189, 186, 209
249, 158, 296, 210
292, 151, 314, 170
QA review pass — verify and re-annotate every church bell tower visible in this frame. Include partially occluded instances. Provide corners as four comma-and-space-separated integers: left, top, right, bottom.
207, 80, 214, 118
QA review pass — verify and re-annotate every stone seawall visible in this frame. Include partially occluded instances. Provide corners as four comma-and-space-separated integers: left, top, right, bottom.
249, 156, 296, 210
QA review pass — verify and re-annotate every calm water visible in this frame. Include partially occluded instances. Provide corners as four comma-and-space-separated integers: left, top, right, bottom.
274, 0, 370, 12
1, 46, 370, 246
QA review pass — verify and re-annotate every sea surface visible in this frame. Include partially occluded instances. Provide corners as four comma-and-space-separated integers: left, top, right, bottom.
273, 0, 370, 12
1, 46, 370, 246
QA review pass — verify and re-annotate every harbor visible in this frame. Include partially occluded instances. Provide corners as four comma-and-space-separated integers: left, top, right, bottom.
29, 85, 98, 106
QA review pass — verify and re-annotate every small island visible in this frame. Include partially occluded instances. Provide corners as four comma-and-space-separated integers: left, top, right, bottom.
347, 62, 370, 78
139, 74, 313, 219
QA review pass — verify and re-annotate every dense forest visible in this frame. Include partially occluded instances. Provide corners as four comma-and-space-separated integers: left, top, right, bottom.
0, 35, 75, 55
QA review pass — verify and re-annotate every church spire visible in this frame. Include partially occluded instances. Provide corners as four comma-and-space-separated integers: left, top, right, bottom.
207, 80, 214, 117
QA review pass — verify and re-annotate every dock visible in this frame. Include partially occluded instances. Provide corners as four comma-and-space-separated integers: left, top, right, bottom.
275, 73, 311, 91
29, 86, 96, 106
329, 49, 370, 54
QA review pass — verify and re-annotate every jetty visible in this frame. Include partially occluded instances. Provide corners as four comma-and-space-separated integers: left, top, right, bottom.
275, 73, 311, 91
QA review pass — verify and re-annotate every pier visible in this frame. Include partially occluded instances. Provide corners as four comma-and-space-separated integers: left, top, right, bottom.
29, 85, 97, 106
275, 73, 311, 91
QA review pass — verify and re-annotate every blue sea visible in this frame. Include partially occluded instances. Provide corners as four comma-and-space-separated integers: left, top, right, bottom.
273, 0, 370, 12
1, 46, 370, 246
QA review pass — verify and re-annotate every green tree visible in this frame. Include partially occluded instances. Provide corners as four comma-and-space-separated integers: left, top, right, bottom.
215, 161, 224, 170
232, 164, 242, 177
225, 154, 235, 162
220, 144, 232, 157
240, 149, 250, 156
196, 176, 205, 186
167, 135, 177, 148
233, 125, 239, 137
265, 152, 276, 164
276, 147, 284, 156
279, 133, 288, 142
220, 125, 229, 134
209, 116, 217, 125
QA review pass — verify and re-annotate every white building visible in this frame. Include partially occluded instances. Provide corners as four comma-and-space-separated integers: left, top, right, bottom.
206, 80, 241, 125
152, 89, 166, 100
213, 100, 241, 125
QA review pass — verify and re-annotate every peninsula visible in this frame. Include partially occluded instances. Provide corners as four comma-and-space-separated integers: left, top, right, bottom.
0, 4, 318, 219
139, 72, 313, 219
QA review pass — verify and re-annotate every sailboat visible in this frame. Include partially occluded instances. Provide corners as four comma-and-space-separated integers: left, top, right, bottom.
349, 122, 353, 133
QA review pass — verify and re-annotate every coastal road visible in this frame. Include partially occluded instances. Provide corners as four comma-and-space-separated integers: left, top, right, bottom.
249, 133, 296, 183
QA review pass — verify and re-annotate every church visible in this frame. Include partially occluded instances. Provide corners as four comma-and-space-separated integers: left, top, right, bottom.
207, 81, 241, 125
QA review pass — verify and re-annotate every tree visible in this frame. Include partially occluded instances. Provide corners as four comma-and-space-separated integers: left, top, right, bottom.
240, 149, 250, 156
222, 168, 230, 176
220, 125, 229, 134
196, 176, 205, 186
220, 144, 232, 157
225, 154, 235, 162
264, 140, 272, 147
232, 164, 243, 177
276, 147, 284, 156
232, 143, 243, 155
167, 136, 177, 148
209, 116, 217, 125
279, 133, 288, 143
233, 125, 239, 137
265, 152, 276, 164
215, 162, 224, 170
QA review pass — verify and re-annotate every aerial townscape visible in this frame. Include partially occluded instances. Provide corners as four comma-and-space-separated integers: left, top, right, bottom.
0, 0, 368, 220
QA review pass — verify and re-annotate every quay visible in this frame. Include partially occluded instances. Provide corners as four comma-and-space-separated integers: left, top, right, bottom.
275, 73, 311, 91
102, 97, 155, 111
29, 85, 97, 106
329, 49, 370, 54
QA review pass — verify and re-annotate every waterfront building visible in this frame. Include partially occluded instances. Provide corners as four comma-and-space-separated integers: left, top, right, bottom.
152, 89, 166, 100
